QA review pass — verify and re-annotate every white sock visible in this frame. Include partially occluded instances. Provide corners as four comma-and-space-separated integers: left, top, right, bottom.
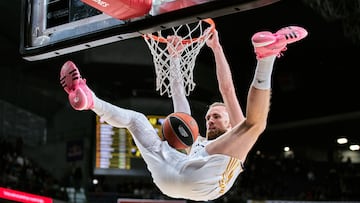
251, 56, 276, 90
92, 93, 104, 116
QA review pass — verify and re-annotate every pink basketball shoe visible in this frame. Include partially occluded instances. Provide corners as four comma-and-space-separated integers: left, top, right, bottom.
252, 26, 308, 59
60, 61, 94, 110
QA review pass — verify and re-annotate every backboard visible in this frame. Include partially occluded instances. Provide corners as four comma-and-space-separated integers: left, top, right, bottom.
20, 0, 281, 61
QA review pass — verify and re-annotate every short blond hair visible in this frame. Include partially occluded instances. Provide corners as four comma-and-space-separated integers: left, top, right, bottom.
208, 102, 225, 109
208, 102, 229, 120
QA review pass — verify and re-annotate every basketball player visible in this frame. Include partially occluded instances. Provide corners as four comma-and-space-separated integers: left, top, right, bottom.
60, 26, 307, 201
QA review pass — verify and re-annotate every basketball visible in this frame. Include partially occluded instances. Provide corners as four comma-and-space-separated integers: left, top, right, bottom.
162, 112, 199, 149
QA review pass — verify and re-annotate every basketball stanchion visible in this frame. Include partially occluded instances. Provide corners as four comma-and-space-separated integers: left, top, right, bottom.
143, 18, 215, 97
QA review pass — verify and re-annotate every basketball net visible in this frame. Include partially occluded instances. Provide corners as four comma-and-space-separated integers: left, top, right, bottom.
143, 18, 215, 97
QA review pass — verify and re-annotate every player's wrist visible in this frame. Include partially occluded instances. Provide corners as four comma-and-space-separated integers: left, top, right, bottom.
211, 44, 223, 52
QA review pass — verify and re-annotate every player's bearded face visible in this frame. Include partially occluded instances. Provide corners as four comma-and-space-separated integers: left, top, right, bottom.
205, 106, 230, 140
206, 128, 227, 140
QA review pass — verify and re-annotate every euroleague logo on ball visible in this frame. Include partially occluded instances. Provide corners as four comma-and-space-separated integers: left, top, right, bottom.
178, 126, 189, 138
162, 112, 199, 149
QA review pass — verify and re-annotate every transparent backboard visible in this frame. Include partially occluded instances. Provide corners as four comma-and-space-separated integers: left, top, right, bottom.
20, 0, 281, 61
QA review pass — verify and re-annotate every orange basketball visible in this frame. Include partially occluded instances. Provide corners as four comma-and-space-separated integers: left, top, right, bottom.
162, 112, 199, 149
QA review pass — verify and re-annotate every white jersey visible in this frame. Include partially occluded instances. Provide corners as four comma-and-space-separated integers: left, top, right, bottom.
137, 136, 244, 201
96, 102, 244, 201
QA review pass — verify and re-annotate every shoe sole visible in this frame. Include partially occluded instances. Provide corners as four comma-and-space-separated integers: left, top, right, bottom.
252, 26, 307, 59
275, 26, 308, 44
60, 61, 81, 93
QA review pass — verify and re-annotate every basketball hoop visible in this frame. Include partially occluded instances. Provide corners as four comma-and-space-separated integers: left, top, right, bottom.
143, 18, 215, 97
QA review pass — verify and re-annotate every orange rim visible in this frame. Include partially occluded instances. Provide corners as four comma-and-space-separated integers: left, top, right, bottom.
143, 18, 215, 44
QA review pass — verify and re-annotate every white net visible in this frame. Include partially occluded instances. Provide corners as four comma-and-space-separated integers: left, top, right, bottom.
143, 19, 214, 97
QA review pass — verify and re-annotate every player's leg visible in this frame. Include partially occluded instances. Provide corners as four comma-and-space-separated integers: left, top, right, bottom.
205, 26, 308, 161
245, 25, 308, 129
92, 98, 162, 149
60, 61, 162, 150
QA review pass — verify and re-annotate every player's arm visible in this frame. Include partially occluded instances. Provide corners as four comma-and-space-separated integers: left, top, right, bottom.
206, 29, 245, 126
167, 36, 191, 115
167, 35, 193, 154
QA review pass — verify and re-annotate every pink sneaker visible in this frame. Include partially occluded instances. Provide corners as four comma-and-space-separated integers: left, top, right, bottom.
252, 26, 308, 59
60, 61, 94, 110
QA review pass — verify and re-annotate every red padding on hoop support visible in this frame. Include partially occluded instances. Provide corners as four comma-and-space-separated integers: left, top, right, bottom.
82, 0, 152, 20
158, 0, 198, 13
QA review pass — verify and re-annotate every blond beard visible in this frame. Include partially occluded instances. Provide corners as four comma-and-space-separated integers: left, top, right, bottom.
206, 128, 227, 140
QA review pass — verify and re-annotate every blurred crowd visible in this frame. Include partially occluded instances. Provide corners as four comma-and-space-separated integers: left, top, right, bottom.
0, 137, 69, 201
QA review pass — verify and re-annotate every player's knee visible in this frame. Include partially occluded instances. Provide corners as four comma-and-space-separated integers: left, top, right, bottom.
132, 110, 149, 122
